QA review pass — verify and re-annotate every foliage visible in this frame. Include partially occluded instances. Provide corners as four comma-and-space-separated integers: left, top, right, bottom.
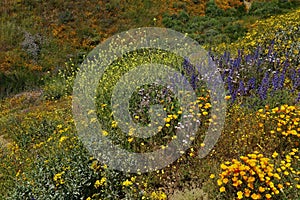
213, 149, 299, 199
1, 1, 300, 200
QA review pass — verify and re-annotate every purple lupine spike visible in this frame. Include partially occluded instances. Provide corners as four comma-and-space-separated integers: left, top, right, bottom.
245, 54, 251, 64
278, 71, 285, 89
227, 76, 234, 95
182, 57, 194, 75
258, 71, 270, 100
233, 59, 238, 68
190, 74, 198, 90
290, 68, 296, 83
248, 77, 256, 90
238, 80, 245, 96
233, 57, 242, 69
272, 71, 279, 91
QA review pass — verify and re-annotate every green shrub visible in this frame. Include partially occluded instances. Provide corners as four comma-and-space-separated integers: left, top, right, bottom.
0, 69, 42, 99
205, 0, 225, 17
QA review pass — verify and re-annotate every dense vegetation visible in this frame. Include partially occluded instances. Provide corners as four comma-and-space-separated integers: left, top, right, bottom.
0, 0, 299, 199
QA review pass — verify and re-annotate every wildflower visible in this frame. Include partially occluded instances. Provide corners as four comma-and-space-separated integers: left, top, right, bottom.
122, 179, 133, 186
59, 136, 68, 143
151, 191, 167, 200
102, 130, 109, 136
272, 151, 279, 158
265, 194, 272, 199
251, 193, 261, 199
94, 177, 106, 188
128, 137, 134, 143
237, 191, 243, 199
220, 186, 226, 192
225, 95, 231, 100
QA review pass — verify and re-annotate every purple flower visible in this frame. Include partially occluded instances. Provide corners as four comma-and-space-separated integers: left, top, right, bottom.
238, 80, 245, 96
190, 74, 197, 90
278, 71, 285, 89
258, 71, 270, 100
182, 57, 199, 90
182, 57, 194, 76
227, 76, 234, 95
272, 71, 279, 91
247, 77, 256, 90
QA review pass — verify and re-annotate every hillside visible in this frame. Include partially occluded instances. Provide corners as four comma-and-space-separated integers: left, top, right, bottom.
0, 0, 300, 199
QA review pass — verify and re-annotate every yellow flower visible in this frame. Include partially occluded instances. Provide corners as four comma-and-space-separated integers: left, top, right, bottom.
210, 174, 215, 179
278, 184, 284, 189
244, 188, 251, 197
151, 191, 167, 200
57, 124, 63, 129
258, 186, 265, 193
251, 193, 261, 200
102, 130, 109, 136
59, 136, 68, 143
220, 163, 227, 170
111, 120, 118, 128
164, 117, 171, 123
223, 178, 229, 184
90, 118, 98, 123
122, 179, 133, 186
265, 194, 272, 199
53, 171, 65, 185
237, 191, 243, 199
94, 177, 106, 188
217, 179, 223, 186
225, 95, 231, 100
220, 186, 226, 192
272, 151, 279, 158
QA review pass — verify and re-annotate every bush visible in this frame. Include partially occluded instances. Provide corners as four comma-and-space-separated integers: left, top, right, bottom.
205, 0, 225, 17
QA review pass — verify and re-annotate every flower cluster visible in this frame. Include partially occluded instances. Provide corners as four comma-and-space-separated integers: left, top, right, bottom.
215, 151, 282, 199
256, 104, 300, 138
215, 8, 300, 59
